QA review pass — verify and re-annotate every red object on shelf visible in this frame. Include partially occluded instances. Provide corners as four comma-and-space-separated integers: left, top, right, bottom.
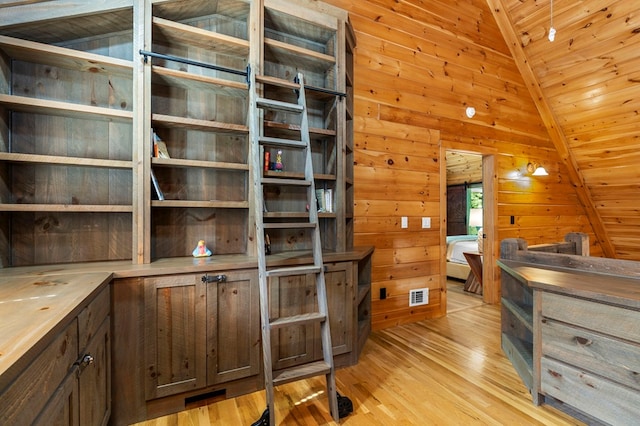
264, 151, 270, 171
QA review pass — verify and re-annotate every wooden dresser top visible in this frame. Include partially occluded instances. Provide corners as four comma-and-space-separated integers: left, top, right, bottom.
499, 259, 640, 309
0, 272, 112, 380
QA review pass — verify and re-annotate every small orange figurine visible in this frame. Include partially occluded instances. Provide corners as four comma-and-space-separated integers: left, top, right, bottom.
192, 240, 212, 257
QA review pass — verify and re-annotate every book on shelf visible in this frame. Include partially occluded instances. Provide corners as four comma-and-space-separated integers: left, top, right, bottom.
324, 188, 333, 213
315, 188, 333, 213
150, 169, 164, 200
152, 131, 170, 159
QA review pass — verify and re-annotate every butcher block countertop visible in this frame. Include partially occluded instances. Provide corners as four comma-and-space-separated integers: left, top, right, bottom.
0, 272, 112, 383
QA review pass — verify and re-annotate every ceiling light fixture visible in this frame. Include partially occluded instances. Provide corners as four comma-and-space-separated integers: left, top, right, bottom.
465, 106, 476, 118
527, 162, 549, 176
548, 0, 556, 42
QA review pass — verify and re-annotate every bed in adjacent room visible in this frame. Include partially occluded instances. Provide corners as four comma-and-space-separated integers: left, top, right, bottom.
446, 235, 479, 280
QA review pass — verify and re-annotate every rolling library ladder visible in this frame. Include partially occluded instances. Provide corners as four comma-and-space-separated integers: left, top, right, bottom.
249, 71, 340, 425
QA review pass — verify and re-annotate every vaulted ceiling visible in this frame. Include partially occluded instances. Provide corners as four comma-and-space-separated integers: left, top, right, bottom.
487, 0, 640, 260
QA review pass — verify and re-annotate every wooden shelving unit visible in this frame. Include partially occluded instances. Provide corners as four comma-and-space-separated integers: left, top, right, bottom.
146, 3, 251, 259
0, 2, 371, 424
0, 29, 134, 266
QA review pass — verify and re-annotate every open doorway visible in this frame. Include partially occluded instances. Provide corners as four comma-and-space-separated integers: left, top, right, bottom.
444, 152, 483, 305
440, 145, 498, 308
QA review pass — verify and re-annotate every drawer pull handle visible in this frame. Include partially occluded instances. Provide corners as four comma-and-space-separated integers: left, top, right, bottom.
202, 274, 226, 283
575, 336, 592, 346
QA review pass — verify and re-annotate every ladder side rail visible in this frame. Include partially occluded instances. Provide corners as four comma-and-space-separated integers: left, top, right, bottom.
297, 72, 340, 422
248, 69, 276, 421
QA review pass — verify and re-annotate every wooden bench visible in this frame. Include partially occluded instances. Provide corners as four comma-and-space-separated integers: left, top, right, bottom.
498, 233, 640, 425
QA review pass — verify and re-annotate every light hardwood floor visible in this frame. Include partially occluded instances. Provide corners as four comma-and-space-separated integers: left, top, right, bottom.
134, 282, 584, 425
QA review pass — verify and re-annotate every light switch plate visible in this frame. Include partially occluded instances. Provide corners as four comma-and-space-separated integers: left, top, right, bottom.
401, 216, 408, 228
422, 217, 431, 228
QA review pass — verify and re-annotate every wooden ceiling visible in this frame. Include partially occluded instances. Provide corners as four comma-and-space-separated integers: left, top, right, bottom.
488, 0, 640, 260
446, 151, 483, 186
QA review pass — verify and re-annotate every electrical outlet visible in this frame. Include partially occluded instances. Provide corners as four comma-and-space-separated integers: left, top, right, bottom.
380, 287, 387, 300
401, 216, 408, 228
421, 217, 431, 228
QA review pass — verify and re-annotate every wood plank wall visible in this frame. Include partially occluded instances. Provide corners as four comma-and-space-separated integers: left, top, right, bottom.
324, 0, 600, 330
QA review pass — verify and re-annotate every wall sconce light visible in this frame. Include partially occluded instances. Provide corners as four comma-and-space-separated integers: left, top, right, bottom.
465, 106, 476, 118
527, 162, 549, 176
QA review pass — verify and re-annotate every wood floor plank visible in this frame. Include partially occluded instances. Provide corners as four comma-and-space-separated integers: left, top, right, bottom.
134, 286, 584, 425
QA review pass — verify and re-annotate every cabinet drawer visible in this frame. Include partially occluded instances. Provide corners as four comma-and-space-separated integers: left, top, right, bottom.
0, 319, 78, 425
541, 292, 640, 342
541, 357, 640, 425
542, 319, 640, 391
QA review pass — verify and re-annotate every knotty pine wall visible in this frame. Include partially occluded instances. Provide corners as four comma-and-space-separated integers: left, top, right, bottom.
325, 0, 600, 330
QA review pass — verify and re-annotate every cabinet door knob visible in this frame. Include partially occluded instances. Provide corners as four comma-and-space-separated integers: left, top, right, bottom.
82, 354, 95, 366
75, 353, 95, 373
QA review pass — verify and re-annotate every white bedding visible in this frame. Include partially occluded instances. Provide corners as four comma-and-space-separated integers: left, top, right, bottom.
446, 236, 479, 280
446, 239, 478, 264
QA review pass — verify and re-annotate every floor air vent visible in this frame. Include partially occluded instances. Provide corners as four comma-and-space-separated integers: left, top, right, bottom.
409, 288, 429, 307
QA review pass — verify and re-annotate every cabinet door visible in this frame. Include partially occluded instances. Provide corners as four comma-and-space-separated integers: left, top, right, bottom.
33, 370, 79, 426
145, 274, 206, 399
269, 262, 354, 369
206, 270, 260, 384
323, 262, 354, 357
270, 272, 317, 370
78, 317, 111, 426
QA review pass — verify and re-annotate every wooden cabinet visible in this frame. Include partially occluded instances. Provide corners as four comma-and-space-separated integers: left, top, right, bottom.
144, 269, 259, 399
0, 281, 111, 426
538, 291, 640, 424
269, 261, 353, 371
498, 234, 587, 402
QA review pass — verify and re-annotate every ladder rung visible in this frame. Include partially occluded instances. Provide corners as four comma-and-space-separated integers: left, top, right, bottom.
259, 136, 306, 148
263, 222, 316, 229
261, 177, 310, 186
255, 75, 299, 90
263, 212, 309, 219
269, 312, 326, 329
257, 97, 304, 113
266, 265, 321, 277
273, 361, 332, 386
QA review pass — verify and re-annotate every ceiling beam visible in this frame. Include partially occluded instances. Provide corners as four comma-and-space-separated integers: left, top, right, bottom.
486, 0, 616, 258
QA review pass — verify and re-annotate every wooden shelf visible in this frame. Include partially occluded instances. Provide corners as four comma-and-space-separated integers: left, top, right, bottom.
0, 35, 133, 77
0, 204, 133, 212
501, 332, 533, 391
152, 113, 248, 133
0, 152, 132, 169
152, 157, 248, 171
264, 120, 335, 137
151, 200, 249, 209
264, 170, 335, 181
264, 6, 337, 45
152, 66, 247, 97
501, 297, 533, 332
152, 17, 249, 57
264, 38, 335, 73
0, 94, 133, 122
